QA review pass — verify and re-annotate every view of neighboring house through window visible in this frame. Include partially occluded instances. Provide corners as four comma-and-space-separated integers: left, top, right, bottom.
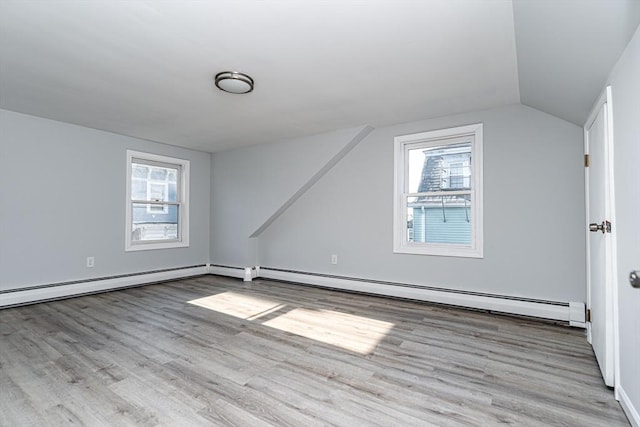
394, 124, 483, 258
125, 150, 190, 251
132, 164, 174, 215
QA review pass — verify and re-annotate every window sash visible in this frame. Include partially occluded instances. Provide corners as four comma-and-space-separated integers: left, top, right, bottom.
130, 159, 181, 228
131, 158, 181, 202
131, 202, 180, 243
403, 192, 474, 249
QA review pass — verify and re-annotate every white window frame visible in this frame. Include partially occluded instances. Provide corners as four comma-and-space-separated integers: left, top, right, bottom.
125, 150, 190, 251
393, 123, 483, 258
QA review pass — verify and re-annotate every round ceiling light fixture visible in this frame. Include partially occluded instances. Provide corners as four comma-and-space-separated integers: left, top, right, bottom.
214, 71, 254, 94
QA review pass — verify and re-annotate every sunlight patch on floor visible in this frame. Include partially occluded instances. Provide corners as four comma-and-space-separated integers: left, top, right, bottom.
188, 291, 395, 354
263, 308, 394, 354
188, 291, 286, 321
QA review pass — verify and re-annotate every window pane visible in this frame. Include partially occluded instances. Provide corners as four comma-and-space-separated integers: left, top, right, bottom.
407, 195, 471, 244
131, 179, 147, 200
149, 167, 168, 180
131, 164, 178, 202
132, 164, 148, 178
131, 203, 178, 242
408, 143, 471, 193
167, 182, 177, 202
148, 183, 167, 201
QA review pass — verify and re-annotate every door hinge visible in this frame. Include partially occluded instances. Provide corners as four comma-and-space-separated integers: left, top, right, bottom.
586, 308, 591, 322
584, 154, 590, 167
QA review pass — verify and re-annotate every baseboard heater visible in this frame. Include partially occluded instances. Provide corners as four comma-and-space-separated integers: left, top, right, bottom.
209, 264, 258, 281
1, 264, 586, 328
256, 267, 586, 327
0, 265, 209, 308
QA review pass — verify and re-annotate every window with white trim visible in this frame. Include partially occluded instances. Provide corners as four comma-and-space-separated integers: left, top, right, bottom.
393, 123, 483, 258
126, 150, 190, 251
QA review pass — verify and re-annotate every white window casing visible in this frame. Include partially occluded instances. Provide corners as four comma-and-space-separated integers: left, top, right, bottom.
393, 123, 483, 258
125, 150, 190, 251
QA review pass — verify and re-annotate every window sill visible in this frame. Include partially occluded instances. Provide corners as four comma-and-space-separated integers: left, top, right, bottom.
393, 244, 483, 259
125, 241, 189, 251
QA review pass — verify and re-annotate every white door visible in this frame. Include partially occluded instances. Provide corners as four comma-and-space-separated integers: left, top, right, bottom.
585, 87, 616, 387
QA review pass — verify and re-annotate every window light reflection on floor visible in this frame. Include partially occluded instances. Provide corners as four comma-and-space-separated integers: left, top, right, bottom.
188, 291, 285, 321
188, 291, 394, 355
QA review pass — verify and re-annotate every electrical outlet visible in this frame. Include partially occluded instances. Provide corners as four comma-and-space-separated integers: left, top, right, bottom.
86, 256, 95, 268
331, 254, 338, 265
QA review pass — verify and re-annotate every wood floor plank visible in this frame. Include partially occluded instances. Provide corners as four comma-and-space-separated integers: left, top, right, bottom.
159, 358, 325, 426
0, 275, 629, 426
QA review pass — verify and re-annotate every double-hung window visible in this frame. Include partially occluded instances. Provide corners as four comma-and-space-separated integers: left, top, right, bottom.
125, 150, 190, 251
393, 123, 483, 258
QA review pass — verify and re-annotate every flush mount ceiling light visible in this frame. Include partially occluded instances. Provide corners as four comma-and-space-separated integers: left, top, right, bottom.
214, 71, 254, 94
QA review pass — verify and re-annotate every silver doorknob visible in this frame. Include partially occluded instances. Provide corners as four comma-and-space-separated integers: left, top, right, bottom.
630, 271, 640, 288
589, 223, 603, 232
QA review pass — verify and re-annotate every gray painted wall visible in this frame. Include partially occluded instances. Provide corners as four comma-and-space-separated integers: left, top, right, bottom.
0, 109, 211, 290
608, 25, 640, 418
258, 105, 585, 302
210, 126, 368, 267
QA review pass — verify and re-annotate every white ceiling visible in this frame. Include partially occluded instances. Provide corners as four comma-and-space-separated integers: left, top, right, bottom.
0, 0, 638, 153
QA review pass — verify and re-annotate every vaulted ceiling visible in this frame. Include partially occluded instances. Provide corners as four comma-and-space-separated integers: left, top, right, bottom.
1, 0, 639, 152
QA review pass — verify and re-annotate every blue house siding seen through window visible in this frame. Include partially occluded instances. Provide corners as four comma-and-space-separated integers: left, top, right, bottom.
411, 205, 471, 244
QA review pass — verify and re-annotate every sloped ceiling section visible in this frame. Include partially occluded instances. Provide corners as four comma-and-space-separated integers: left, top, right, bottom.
513, 0, 640, 125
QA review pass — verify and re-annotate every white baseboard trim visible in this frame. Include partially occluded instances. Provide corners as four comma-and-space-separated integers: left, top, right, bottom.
3, 263, 585, 325
209, 265, 256, 282
619, 386, 640, 427
258, 268, 582, 324
0, 265, 209, 308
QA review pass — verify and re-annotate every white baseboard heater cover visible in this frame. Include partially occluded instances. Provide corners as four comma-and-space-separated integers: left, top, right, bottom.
256, 267, 585, 326
0, 265, 209, 308
2, 264, 587, 328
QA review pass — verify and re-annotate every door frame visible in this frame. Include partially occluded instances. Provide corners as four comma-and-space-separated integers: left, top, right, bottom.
583, 85, 619, 392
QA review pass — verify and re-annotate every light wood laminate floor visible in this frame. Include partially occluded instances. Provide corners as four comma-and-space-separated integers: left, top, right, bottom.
0, 275, 629, 426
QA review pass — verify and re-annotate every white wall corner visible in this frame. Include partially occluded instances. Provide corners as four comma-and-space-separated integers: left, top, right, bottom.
569, 301, 586, 328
